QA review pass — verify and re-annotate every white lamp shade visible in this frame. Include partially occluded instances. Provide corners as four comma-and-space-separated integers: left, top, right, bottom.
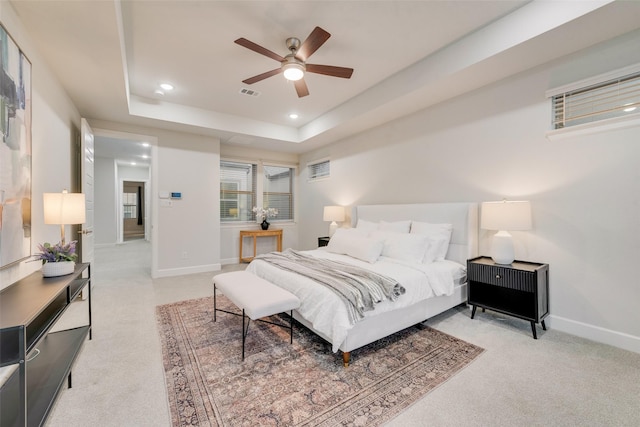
323, 205, 345, 222
44, 192, 86, 225
481, 200, 531, 231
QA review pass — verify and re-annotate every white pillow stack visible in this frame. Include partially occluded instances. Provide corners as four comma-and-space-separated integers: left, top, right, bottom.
409, 221, 453, 263
369, 231, 430, 263
333, 218, 454, 264
379, 220, 411, 233
325, 228, 384, 263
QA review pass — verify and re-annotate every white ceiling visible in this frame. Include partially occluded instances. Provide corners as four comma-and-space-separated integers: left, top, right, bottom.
9, 0, 640, 163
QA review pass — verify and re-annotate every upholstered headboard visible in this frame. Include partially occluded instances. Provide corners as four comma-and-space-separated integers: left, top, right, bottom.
352, 202, 479, 265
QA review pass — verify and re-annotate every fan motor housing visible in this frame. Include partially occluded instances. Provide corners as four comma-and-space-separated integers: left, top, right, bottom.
286, 37, 301, 52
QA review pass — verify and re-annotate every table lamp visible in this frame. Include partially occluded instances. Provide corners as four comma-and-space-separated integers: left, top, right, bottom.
481, 200, 531, 265
323, 205, 345, 237
43, 190, 86, 244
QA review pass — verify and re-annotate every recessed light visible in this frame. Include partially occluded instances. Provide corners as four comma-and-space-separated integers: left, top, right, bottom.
289, 113, 299, 119
623, 103, 637, 112
142, 154, 149, 159
142, 143, 150, 147
154, 89, 165, 96
160, 83, 174, 91
131, 162, 137, 166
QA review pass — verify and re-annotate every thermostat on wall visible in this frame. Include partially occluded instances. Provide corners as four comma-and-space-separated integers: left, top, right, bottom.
171, 192, 182, 199
158, 191, 170, 199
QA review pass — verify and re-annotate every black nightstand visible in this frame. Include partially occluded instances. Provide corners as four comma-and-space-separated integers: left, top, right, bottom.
467, 256, 549, 339
318, 236, 330, 247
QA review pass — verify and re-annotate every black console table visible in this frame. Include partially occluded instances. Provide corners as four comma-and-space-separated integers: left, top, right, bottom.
467, 256, 548, 339
0, 263, 91, 427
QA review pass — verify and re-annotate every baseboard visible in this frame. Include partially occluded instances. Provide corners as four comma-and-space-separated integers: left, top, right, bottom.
153, 263, 221, 278
221, 257, 243, 265
548, 315, 640, 354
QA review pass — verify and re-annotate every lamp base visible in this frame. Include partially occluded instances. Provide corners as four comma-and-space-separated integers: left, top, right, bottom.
490, 230, 515, 265
329, 221, 338, 237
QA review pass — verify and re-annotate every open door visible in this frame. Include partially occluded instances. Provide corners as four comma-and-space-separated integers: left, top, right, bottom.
80, 118, 95, 267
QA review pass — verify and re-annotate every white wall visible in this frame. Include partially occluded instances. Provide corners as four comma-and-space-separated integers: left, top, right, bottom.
0, 3, 81, 290
298, 30, 640, 353
119, 165, 150, 182
94, 157, 117, 245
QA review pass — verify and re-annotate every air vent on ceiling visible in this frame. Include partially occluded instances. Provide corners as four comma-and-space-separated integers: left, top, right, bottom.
239, 88, 261, 97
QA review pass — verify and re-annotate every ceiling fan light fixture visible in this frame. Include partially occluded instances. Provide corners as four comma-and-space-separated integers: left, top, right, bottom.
283, 62, 305, 81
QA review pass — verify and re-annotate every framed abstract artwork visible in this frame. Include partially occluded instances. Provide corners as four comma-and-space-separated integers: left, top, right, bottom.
0, 23, 32, 269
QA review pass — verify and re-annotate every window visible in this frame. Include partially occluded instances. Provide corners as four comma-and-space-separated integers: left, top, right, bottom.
220, 161, 256, 222
308, 159, 330, 180
123, 192, 137, 219
263, 165, 294, 221
550, 69, 640, 130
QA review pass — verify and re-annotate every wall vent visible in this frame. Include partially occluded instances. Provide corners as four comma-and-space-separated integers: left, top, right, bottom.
239, 88, 261, 97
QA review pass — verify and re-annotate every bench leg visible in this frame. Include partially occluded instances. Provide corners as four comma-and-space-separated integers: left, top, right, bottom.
213, 284, 217, 322
289, 310, 294, 344
242, 309, 252, 361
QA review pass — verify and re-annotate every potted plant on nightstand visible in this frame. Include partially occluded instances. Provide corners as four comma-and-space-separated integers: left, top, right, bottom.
34, 240, 78, 277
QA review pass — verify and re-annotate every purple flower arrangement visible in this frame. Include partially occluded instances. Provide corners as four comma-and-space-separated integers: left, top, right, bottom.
34, 241, 78, 264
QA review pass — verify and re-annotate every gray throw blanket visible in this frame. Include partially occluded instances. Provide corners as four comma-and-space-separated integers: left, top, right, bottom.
255, 249, 406, 324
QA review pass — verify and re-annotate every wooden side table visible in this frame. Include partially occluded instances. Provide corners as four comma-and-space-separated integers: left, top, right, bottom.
239, 229, 283, 263
467, 256, 549, 339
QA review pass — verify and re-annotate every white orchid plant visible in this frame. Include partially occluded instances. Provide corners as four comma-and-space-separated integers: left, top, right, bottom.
252, 206, 279, 221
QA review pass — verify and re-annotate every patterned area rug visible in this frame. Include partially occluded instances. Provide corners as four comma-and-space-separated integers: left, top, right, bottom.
156, 296, 484, 426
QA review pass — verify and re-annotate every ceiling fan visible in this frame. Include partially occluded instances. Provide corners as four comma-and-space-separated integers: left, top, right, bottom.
234, 26, 354, 98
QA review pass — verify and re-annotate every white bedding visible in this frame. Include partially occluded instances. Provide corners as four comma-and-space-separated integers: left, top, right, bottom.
246, 248, 465, 352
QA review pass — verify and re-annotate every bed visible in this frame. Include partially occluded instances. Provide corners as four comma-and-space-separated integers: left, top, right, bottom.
246, 202, 478, 366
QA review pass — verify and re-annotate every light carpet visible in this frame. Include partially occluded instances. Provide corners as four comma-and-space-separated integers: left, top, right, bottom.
156, 296, 484, 426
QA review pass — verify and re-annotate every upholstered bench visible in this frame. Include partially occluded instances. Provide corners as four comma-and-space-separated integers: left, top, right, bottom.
212, 271, 300, 360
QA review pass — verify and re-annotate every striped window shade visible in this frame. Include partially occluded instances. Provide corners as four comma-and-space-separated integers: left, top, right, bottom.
550, 70, 640, 130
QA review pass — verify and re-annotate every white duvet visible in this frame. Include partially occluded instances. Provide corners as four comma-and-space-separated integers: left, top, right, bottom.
246, 248, 465, 352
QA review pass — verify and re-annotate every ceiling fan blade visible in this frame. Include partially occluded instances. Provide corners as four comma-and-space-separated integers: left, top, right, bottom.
306, 64, 354, 79
235, 38, 285, 62
294, 78, 309, 97
242, 68, 282, 85
296, 27, 331, 62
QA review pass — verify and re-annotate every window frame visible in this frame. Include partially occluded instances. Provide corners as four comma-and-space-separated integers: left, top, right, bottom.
220, 160, 257, 223
262, 163, 295, 222
307, 158, 330, 181
220, 158, 297, 225
546, 63, 640, 140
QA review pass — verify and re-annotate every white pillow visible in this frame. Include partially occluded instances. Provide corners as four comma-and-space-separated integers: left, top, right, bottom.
355, 219, 379, 233
369, 231, 429, 264
410, 221, 453, 263
379, 220, 411, 233
326, 228, 384, 263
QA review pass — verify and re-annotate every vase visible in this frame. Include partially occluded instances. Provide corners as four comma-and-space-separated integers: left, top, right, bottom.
42, 261, 75, 277
261, 219, 270, 230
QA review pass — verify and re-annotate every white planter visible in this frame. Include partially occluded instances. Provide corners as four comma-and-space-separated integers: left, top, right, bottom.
42, 261, 75, 278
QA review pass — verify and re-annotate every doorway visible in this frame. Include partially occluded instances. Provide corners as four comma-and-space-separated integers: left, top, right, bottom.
92, 127, 158, 277
122, 181, 145, 241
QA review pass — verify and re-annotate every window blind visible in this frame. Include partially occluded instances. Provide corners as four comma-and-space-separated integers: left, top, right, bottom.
263, 165, 294, 221
551, 71, 640, 130
220, 161, 256, 222
308, 159, 330, 180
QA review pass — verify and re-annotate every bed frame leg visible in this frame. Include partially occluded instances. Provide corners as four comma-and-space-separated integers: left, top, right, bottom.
342, 352, 351, 367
